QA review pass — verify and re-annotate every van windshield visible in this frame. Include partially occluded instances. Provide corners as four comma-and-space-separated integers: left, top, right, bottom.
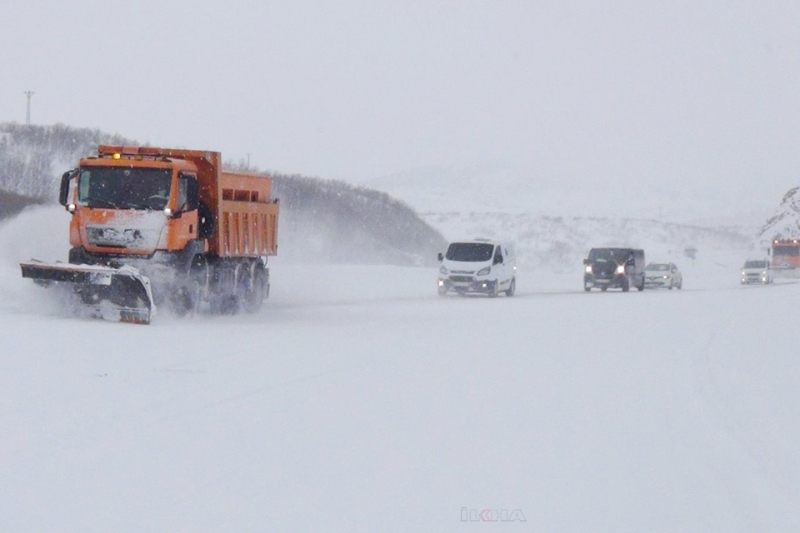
589, 248, 631, 263
446, 243, 494, 262
744, 260, 767, 269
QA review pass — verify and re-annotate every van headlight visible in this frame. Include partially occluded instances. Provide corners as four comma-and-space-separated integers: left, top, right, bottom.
439, 266, 448, 275
476, 266, 491, 276
585, 265, 592, 274
615, 264, 625, 274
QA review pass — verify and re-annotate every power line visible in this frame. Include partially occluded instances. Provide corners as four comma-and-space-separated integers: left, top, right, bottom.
23, 91, 35, 125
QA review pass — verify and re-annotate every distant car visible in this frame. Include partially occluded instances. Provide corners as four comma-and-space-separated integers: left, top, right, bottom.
437, 239, 516, 297
741, 259, 772, 285
644, 262, 683, 289
583, 247, 645, 292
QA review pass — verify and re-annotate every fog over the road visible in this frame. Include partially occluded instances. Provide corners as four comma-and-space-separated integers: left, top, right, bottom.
2, 2, 799, 223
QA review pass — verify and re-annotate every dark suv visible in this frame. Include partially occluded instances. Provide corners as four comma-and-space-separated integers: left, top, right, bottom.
584, 248, 645, 292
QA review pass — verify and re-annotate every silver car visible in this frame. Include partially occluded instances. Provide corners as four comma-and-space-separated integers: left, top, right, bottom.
740, 259, 772, 285
644, 262, 683, 289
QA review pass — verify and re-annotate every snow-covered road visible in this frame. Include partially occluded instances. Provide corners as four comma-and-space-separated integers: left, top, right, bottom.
1, 208, 799, 532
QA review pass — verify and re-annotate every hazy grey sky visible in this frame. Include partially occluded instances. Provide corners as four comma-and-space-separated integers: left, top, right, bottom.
2, 1, 800, 219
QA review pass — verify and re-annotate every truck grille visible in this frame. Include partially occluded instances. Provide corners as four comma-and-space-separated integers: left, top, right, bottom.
86, 226, 157, 248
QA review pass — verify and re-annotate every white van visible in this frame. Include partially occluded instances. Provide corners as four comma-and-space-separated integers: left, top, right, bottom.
437, 239, 516, 297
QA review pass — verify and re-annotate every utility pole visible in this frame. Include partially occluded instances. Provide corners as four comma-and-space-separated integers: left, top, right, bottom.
23, 91, 34, 125
246, 152, 251, 168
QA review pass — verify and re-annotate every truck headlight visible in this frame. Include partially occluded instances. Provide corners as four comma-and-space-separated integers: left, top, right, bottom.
663, 275, 669, 279
585, 265, 592, 274
439, 266, 448, 275
476, 266, 491, 276
615, 264, 625, 274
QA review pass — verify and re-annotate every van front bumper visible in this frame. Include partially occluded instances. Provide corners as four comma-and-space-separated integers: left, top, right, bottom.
584, 273, 626, 289
439, 277, 495, 294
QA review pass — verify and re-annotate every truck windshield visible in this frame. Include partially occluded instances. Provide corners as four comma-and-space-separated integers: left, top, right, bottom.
773, 246, 800, 256
588, 248, 631, 263
78, 167, 172, 210
445, 243, 494, 262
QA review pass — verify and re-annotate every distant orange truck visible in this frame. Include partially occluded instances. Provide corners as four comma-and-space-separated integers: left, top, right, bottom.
21, 145, 279, 323
771, 239, 800, 270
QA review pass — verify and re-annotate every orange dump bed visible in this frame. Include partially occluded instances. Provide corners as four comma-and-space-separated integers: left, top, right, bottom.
216, 171, 279, 258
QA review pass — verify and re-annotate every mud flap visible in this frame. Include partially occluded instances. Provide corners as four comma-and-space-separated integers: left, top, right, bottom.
20, 261, 156, 324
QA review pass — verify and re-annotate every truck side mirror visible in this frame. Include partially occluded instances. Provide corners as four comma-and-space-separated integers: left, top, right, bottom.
583, 258, 590, 266
437, 253, 443, 262
59, 170, 75, 206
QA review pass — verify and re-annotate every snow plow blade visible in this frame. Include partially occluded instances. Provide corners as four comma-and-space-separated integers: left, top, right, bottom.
771, 267, 800, 279
20, 261, 156, 324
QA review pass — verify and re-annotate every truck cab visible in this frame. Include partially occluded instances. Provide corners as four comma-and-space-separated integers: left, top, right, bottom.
770, 239, 800, 270
60, 148, 207, 267
437, 239, 516, 297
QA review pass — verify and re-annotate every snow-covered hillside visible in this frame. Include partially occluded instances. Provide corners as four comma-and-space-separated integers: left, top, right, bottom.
361, 163, 774, 228
355, 163, 772, 273
0, 123, 136, 200
2, 201, 800, 531
0, 122, 448, 266
760, 186, 800, 241
426, 211, 755, 272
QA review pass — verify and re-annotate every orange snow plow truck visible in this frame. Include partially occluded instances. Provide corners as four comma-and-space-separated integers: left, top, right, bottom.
20, 146, 279, 324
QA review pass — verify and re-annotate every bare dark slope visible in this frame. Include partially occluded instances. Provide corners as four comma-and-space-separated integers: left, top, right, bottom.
0, 122, 446, 266
0, 189, 43, 220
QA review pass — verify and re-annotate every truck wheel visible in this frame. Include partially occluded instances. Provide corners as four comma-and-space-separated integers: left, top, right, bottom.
242, 264, 266, 313
171, 256, 208, 316
505, 277, 516, 297
210, 263, 240, 315
622, 278, 630, 292
189, 256, 209, 309
601, 286, 608, 292
584, 285, 591, 292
